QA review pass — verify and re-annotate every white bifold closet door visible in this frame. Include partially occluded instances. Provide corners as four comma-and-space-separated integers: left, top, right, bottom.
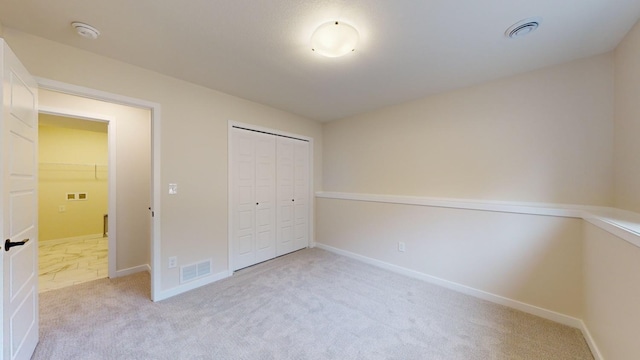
232, 129, 277, 271
231, 127, 310, 271
276, 137, 309, 256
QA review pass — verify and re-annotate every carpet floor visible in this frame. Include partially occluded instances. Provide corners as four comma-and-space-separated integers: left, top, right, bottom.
33, 248, 594, 359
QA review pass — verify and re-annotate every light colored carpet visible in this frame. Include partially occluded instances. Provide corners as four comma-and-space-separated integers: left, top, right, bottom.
33, 248, 593, 359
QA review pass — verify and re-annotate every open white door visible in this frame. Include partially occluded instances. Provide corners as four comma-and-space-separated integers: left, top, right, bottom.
0, 40, 39, 360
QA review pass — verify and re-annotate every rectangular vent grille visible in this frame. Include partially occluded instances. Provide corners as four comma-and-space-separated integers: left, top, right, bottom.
180, 259, 212, 284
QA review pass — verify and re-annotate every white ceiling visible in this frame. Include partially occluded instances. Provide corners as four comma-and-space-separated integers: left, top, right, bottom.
1, 0, 639, 122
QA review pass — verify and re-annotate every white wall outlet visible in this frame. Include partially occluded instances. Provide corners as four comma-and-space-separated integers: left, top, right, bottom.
168, 256, 177, 268
58, 205, 66, 213
398, 242, 406, 252
169, 183, 178, 195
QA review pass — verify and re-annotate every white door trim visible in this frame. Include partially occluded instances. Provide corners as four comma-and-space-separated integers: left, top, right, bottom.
38, 106, 117, 278
227, 120, 314, 273
35, 78, 163, 301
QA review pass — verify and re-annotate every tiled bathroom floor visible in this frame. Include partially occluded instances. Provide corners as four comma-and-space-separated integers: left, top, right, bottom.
38, 236, 108, 292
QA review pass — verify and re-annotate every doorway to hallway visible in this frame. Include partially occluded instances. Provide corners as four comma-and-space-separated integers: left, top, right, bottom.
37, 114, 110, 291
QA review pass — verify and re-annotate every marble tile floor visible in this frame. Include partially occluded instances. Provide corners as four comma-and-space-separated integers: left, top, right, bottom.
38, 236, 108, 293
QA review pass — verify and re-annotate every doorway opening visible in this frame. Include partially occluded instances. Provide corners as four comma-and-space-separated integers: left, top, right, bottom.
37, 114, 109, 292
36, 85, 158, 299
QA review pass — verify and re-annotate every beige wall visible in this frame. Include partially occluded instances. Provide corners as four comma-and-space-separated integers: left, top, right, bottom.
583, 222, 640, 360
39, 89, 152, 273
323, 54, 614, 206
614, 20, 640, 213
581, 21, 640, 360
317, 198, 584, 318
1, 28, 323, 291
38, 117, 108, 240
318, 48, 629, 355
7, 19, 640, 358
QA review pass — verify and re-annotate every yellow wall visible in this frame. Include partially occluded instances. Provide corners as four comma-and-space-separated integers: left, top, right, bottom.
38, 115, 108, 240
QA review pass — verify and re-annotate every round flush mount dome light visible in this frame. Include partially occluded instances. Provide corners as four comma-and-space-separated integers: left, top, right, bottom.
71, 22, 101, 40
505, 17, 542, 38
311, 21, 359, 57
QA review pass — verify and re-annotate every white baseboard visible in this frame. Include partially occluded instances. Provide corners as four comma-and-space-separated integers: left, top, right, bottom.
577, 320, 603, 360
154, 270, 231, 302
315, 243, 600, 351
115, 264, 150, 278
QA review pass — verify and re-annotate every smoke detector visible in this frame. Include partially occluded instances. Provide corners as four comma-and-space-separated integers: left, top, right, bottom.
505, 17, 542, 38
71, 22, 100, 40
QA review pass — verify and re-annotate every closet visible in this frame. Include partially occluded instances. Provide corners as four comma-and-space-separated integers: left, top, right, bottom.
230, 126, 310, 271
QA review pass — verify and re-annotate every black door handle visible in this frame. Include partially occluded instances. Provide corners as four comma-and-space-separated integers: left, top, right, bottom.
5, 238, 29, 252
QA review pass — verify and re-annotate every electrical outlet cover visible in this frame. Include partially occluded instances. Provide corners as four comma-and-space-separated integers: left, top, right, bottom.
398, 242, 406, 252
168, 256, 177, 268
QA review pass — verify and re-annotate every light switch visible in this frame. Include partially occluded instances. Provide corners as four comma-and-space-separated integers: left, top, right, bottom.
169, 183, 178, 195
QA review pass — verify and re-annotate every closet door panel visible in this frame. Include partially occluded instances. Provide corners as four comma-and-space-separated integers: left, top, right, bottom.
293, 140, 309, 251
253, 133, 277, 263
276, 137, 295, 256
232, 130, 257, 270
237, 232, 253, 255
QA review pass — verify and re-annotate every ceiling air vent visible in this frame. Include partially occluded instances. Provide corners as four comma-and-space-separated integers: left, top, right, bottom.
71, 22, 101, 40
506, 18, 542, 38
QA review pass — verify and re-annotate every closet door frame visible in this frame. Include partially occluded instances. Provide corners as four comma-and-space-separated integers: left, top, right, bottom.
227, 121, 314, 273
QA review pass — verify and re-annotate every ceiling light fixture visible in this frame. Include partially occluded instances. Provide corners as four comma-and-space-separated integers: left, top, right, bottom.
505, 17, 542, 38
311, 21, 359, 57
71, 22, 101, 40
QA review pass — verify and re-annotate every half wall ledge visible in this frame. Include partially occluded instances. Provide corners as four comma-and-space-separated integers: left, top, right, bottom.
315, 191, 640, 249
